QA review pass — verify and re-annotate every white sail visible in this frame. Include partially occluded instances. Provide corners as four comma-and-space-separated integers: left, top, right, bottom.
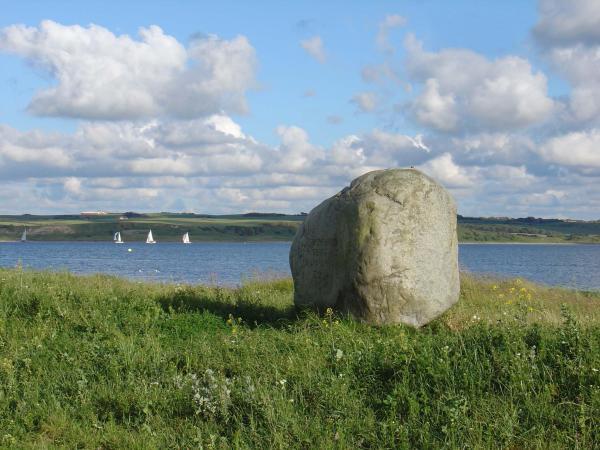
182, 232, 190, 244
20, 229, 27, 242
114, 231, 123, 244
146, 230, 156, 244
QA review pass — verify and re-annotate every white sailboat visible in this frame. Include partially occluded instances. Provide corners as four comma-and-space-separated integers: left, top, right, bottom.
113, 231, 124, 244
20, 229, 27, 242
182, 232, 191, 244
146, 230, 156, 244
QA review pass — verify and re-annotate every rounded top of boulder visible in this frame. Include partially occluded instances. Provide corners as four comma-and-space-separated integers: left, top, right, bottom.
343, 168, 455, 207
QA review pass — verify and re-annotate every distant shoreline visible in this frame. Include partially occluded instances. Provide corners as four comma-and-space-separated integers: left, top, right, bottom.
1, 239, 599, 245
1, 213, 599, 244
0, 239, 293, 244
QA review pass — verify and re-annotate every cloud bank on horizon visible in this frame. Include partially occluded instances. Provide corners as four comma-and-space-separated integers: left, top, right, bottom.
0, 0, 599, 218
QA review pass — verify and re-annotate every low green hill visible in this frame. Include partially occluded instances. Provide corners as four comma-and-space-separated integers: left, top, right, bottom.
0, 213, 304, 242
0, 213, 598, 243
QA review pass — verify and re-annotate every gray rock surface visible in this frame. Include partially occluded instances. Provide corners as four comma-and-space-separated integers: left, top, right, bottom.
289, 168, 459, 327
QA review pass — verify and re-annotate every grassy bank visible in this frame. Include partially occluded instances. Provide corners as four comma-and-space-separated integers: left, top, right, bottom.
0, 270, 598, 448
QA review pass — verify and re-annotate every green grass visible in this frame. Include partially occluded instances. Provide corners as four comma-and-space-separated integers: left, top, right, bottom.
0, 269, 598, 448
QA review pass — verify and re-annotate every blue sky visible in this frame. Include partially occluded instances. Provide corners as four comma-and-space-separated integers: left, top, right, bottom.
0, 0, 599, 218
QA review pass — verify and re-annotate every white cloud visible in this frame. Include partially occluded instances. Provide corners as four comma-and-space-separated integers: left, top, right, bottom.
63, 177, 82, 196
532, 0, 600, 125
0, 125, 73, 178
152, 117, 247, 151
1, 117, 600, 218
412, 79, 457, 131
405, 34, 554, 132
0, 141, 72, 169
323, 130, 432, 180
520, 189, 566, 207
376, 14, 406, 53
534, 0, 600, 46
448, 133, 536, 166
350, 92, 378, 113
330, 135, 366, 167
0, 116, 266, 180
418, 153, 476, 188
272, 125, 324, 173
0, 20, 257, 120
0, 116, 452, 214
538, 129, 600, 169
205, 115, 246, 139
300, 36, 326, 63
360, 130, 431, 165
546, 44, 600, 123
407, 134, 430, 152
483, 165, 536, 186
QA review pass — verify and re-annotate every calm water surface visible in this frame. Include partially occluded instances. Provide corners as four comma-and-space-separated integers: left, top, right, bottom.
0, 241, 599, 290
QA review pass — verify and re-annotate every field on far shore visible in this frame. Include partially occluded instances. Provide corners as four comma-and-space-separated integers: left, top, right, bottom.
0, 269, 598, 448
0, 212, 600, 243
0, 213, 303, 243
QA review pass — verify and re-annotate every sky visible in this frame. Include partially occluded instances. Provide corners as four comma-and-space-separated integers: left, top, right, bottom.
0, 0, 599, 219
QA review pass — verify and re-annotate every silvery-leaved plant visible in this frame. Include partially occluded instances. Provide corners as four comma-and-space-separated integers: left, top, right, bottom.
174, 370, 257, 421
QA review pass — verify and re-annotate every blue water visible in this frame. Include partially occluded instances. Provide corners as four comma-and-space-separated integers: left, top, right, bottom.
0, 242, 290, 286
0, 241, 599, 290
458, 244, 600, 291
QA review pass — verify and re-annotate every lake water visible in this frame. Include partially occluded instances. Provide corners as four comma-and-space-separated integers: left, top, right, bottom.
0, 241, 599, 291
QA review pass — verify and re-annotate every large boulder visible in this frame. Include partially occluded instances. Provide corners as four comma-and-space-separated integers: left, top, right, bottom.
289, 168, 459, 327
